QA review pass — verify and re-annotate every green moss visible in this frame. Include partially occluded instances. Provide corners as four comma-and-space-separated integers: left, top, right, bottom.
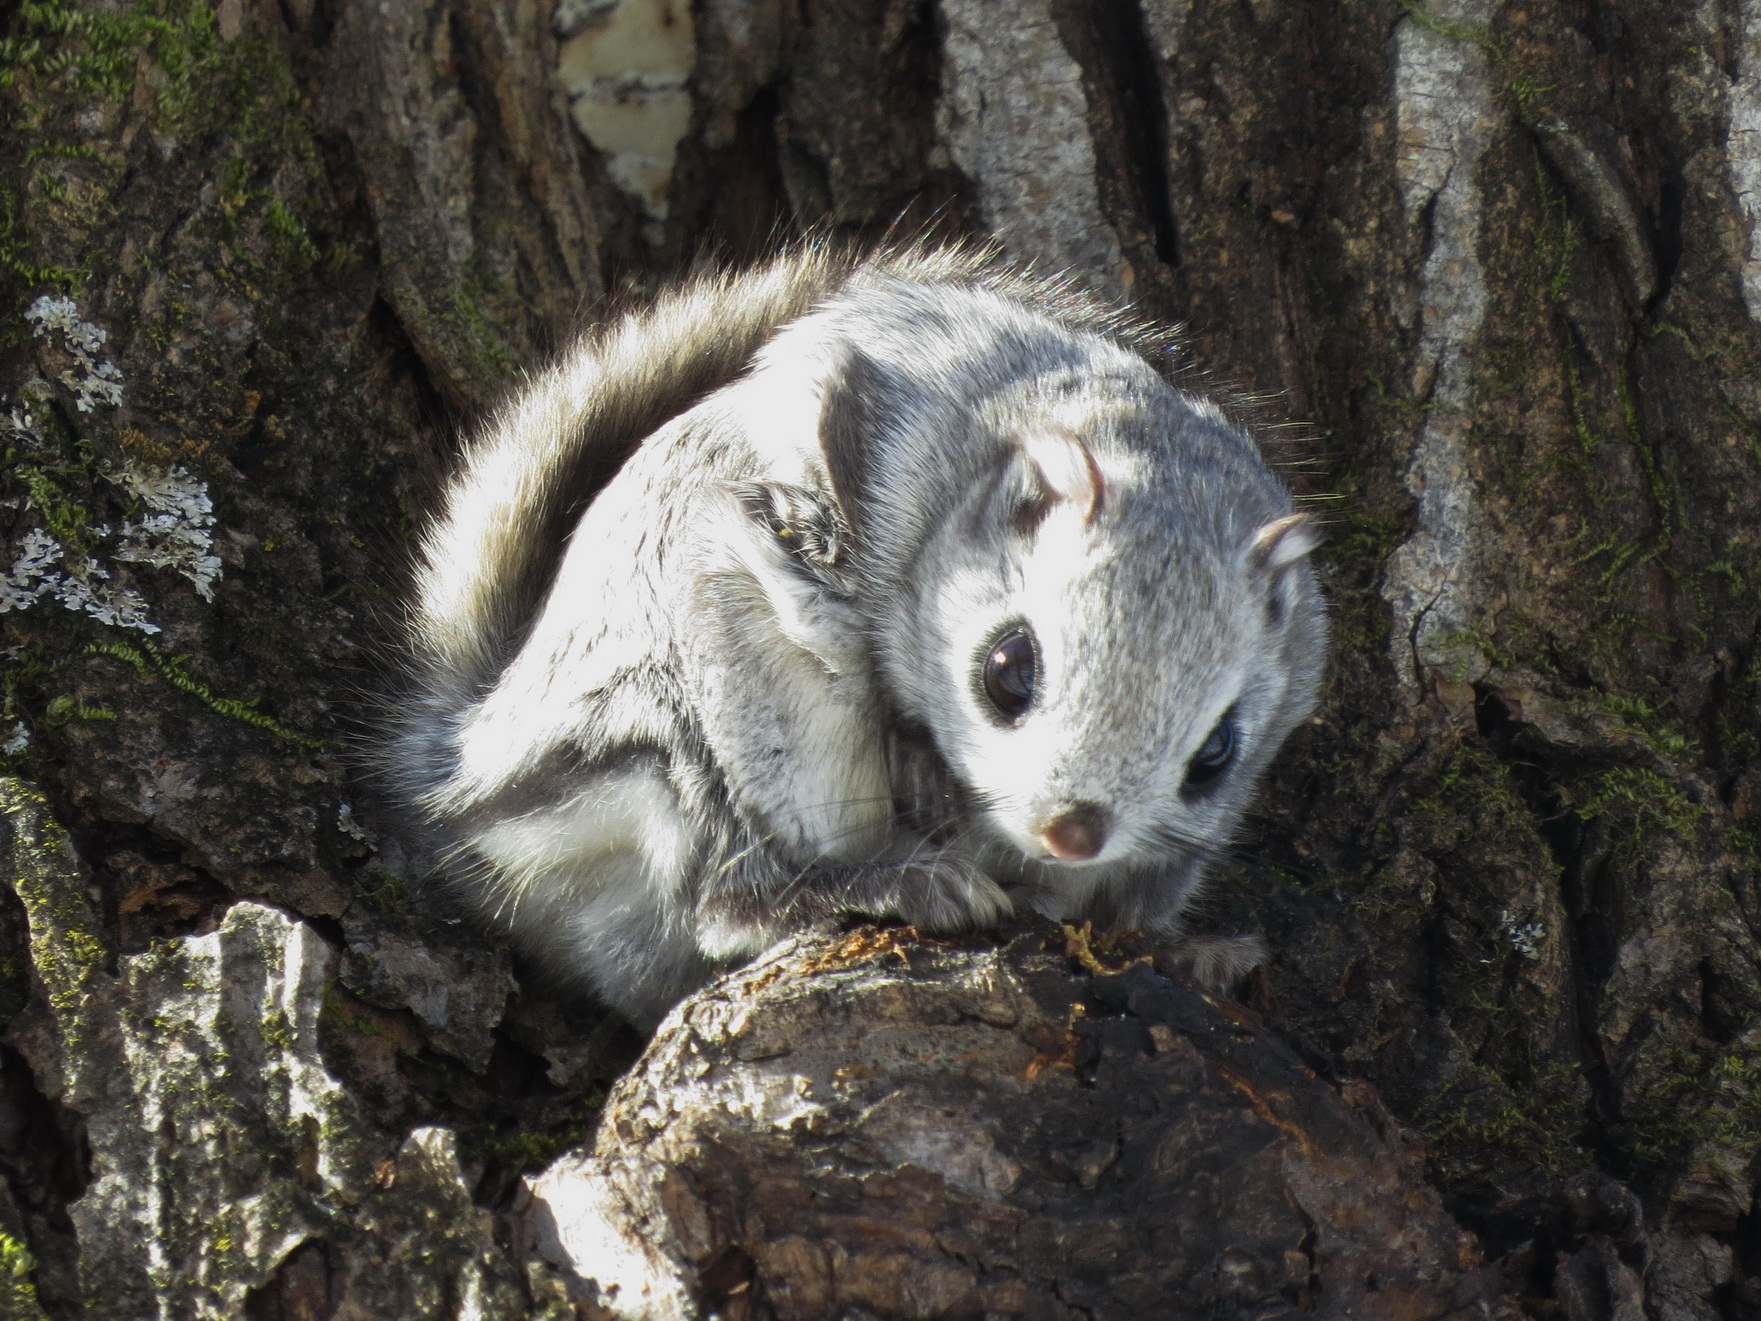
1411, 739, 1530, 841
356, 866, 411, 915
1417, 1060, 1586, 1187
1497, 135, 1734, 680
1508, 78, 1556, 125
15, 464, 96, 557
83, 639, 323, 751
1618, 1039, 1761, 1182
1429, 625, 1514, 677
1, 0, 327, 326
1720, 648, 1761, 768
0, 646, 48, 737
1562, 766, 1703, 860
263, 197, 319, 266
320, 984, 390, 1041
1392, 0, 1508, 57
0, 1230, 49, 1321
41, 695, 114, 726
1478, 148, 1576, 454
447, 285, 515, 380
261, 1007, 295, 1054
1553, 243, 1740, 670
1387, 739, 1589, 1122
1362, 370, 1436, 416
356, 868, 412, 920
0, 0, 221, 106
1558, 689, 1697, 760
466, 1088, 610, 1178
0, 778, 110, 1054
1644, 320, 1722, 364
1549, 212, 1582, 308
0, 187, 81, 288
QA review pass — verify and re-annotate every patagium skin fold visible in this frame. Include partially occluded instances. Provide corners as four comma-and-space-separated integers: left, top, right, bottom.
391, 244, 1327, 1027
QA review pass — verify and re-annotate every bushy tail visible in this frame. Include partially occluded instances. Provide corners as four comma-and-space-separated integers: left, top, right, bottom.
408, 245, 864, 720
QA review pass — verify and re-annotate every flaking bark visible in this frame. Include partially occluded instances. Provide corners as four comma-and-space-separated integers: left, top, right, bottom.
526, 919, 1522, 1321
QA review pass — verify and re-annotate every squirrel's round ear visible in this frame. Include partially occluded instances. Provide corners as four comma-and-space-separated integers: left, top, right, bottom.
735, 480, 852, 590
1247, 512, 1319, 570
1015, 431, 1105, 531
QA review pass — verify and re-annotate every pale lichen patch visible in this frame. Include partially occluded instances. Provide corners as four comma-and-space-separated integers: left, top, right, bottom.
1, 365, 224, 630
0, 525, 160, 633
24, 295, 123, 414
1500, 908, 1546, 961
109, 463, 222, 602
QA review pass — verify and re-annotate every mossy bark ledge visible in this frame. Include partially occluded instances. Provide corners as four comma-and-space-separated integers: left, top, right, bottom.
525, 920, 1522, 1321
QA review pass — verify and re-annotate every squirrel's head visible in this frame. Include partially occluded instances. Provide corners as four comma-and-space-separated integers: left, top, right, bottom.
816, 337, 1328, 915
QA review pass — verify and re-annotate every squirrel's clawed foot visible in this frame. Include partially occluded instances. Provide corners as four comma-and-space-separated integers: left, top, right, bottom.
1161, 932, 1267, 995
837, 855, 1014, 934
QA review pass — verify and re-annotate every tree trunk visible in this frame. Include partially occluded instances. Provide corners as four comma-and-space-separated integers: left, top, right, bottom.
0, 1, 1757, 1318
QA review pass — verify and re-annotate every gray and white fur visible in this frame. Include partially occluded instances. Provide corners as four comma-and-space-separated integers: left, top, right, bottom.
392, 245, 1327, 1027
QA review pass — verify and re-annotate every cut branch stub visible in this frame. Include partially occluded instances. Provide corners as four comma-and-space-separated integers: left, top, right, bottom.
523, 919, 1520, 1320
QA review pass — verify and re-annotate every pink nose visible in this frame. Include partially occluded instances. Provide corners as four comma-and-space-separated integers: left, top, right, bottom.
1038, 804, 1110, 861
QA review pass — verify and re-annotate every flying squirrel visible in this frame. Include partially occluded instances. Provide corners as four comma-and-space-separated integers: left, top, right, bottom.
390, 243, 1328, 1028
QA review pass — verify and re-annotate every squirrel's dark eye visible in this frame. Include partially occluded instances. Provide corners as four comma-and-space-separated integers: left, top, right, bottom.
1182, 713, 1237, 795
981, 629, 1038, 722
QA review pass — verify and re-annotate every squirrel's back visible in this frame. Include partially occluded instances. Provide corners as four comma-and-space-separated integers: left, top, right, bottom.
397, 243, 1143, 800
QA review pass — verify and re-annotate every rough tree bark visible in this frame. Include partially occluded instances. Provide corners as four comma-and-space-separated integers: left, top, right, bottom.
523, 920, 1528, 1318
0, 1, 1757, 1319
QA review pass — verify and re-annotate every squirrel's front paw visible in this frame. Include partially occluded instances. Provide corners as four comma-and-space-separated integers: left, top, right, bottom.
857, 855, 1013, 934
1163, 932, 1267, 994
